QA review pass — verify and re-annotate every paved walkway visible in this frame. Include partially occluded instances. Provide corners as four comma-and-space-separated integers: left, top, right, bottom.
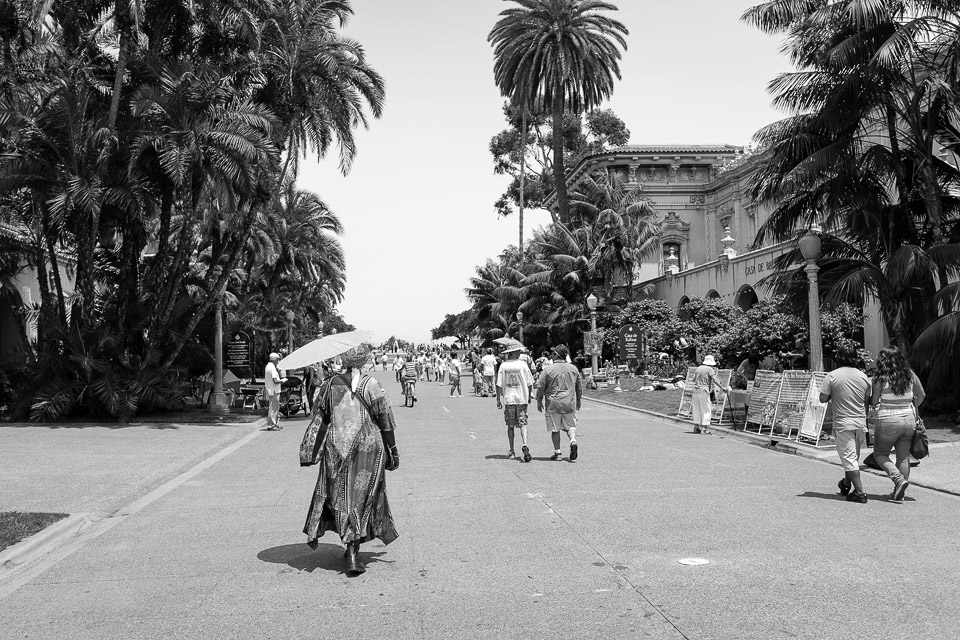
1, 376, 959, 638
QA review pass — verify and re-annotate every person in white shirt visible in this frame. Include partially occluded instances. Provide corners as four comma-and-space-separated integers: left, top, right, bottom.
480, 348, 498, 397
264, 353, 287, 431
496, 344, 535, 462
447, 353, 463, 397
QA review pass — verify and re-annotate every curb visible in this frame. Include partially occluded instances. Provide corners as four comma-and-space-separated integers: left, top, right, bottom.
584, 396, 960, 498
0, 513, 91, 576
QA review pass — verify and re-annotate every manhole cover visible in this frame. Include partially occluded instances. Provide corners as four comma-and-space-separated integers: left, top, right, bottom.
677, 558, 710, 566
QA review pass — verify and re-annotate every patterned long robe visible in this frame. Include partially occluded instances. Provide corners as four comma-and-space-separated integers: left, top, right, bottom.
300, 374, 398, 546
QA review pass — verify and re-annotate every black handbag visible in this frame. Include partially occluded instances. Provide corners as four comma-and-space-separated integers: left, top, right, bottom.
911, 418, 929, 460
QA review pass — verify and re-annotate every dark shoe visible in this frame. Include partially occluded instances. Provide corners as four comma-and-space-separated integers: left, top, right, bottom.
569, 442, 578, 461
893, 479, 909, 501
550, 452, 563, 461
522, 445, 532, 462
693, 426, 702, 434
846, 491, 868, 503
838, 477, 851, 497
345, 542, 365, 575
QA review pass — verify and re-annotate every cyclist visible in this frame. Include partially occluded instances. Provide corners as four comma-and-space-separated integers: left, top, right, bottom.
401, 353, 420, 405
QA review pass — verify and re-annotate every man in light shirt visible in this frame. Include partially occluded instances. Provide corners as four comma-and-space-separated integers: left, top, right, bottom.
536, 345, 582, 461
496, 344, 535, 462
480, 348, 498, 397
264, 353, 287, 431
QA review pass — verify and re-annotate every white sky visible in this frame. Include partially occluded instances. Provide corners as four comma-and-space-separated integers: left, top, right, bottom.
297, 0, 791, 344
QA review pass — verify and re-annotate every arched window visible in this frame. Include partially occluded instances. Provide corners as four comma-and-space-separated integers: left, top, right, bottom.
677, 295, 690, 309
706, 290, 721, 300
735, 285, 759, 311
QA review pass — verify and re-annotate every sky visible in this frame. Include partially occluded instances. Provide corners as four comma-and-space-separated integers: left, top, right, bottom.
297, 1, 792, 345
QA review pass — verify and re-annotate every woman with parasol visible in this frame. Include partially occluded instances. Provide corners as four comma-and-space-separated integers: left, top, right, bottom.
297, 341, 400, 575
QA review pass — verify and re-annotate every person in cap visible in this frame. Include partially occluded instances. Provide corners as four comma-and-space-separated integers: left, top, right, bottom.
691, 354, 728, 435
496, 342, 535, 461
819, 344, 871, 503
300, 344, 400, 575
536, 344, 582, 461
264, 353, 287, 431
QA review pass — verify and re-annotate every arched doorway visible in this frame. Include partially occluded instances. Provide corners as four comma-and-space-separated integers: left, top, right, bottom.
735, 285, 759, 311
706, 290, 720, 300
677, 295, 690, 309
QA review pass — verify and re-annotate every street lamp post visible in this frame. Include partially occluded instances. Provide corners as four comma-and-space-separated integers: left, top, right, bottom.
798, 228, 823, 371
586, 293, 598, 378
210, 297, 229, 413
516, 310, 524, 345
285, 309, 295, 355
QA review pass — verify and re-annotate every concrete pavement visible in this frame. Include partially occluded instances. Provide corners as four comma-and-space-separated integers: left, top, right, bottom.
1, 375, 959, 638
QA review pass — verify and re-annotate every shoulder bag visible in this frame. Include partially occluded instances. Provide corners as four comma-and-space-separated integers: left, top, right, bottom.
911, 408, 929, 460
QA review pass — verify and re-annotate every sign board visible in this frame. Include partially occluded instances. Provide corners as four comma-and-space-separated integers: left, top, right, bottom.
746, 370, 783, 429
797, 372, 829, 444
618, 324, 640, 361
583, 330, 603, 357
226, 331, 252, 372
710, 370, 733, 424
771, 370, 810, 436
676, 366, 697, 417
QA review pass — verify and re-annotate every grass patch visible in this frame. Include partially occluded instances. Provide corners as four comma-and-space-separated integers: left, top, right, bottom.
0, 512, 69, 552
585, 382, 684, 417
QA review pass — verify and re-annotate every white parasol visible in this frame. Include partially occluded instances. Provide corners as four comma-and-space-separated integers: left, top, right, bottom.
278, 329, 375, 370
436, 336, 458, 346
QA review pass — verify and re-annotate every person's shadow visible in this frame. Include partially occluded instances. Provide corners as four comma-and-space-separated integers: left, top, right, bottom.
258, 542, 389, 576
795, 491, 846, 501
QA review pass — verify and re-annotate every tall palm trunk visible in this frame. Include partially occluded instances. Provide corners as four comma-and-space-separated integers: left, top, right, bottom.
107, 1, 133, 130
518, 109, 525, 261
551, 83, 569, 225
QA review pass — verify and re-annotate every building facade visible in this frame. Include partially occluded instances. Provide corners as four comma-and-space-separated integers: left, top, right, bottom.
554, 145, 888, 357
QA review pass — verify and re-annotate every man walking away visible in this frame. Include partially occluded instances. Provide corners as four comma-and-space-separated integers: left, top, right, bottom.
264, 352, 287, 431
481, 348, 498, 397
536, 345, 582, 461
819, 344, 871, 503
496, 343, 535, 462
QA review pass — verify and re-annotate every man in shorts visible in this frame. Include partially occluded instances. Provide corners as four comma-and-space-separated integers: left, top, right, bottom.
819, 344, 871, 503
536, 345, 582, 461
496, 343, 535, 462
480, 348, 498, 397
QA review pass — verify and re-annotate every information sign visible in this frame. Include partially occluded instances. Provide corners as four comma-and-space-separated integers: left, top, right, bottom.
797, 372, 829, 444
710, 370, 733, 424
583, 331, 603, 357
226, 331, 252, 372
618, 324, 640, 361
746, 370, 783, 429
676, 366, 697, 417
771, 370, 810, 436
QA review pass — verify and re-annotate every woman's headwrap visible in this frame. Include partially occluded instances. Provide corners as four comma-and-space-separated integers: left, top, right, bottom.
340, 344, 372, 370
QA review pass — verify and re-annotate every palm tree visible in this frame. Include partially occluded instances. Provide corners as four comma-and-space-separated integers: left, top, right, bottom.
568, 169, 659, 291
259, 0, 386, 182
489, 0, 628, 225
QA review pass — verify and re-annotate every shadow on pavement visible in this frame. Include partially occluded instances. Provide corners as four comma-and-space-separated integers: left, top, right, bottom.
795, 491, 847, 501
258, 542, 388, 575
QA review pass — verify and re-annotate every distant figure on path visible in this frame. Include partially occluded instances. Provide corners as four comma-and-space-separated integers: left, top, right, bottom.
871, 346, 926, 502
264, 353, 286, 431
819, 345, 871, 503
691, 355, 727, 435
536, 345, 582, 461
300, 345, 399, 575
481, 348, 498, 397
497, 343, 535, 462
448, 352, 462, 397
381, 353, 388, 370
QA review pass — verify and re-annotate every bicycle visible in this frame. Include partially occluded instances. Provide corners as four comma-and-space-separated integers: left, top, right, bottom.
402, 379, 417, 407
